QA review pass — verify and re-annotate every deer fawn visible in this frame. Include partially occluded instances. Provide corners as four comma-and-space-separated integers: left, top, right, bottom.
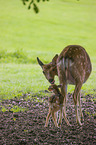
37, 45, 92, 126
45, 84, 64, 127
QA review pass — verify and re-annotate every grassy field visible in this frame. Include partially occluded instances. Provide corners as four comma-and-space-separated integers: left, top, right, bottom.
0, 0, 96, 100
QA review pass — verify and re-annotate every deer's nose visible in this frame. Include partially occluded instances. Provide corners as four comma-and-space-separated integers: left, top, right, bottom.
49, 79, 55, 84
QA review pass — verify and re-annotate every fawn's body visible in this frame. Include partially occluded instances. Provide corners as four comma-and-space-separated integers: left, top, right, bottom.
45, 84, 63, 127
37, 45, 92, 126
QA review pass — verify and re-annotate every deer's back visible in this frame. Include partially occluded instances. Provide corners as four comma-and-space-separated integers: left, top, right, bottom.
57, 45, 92, 84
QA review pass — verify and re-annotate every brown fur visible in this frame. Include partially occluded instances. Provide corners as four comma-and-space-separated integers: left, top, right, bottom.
37, 45, 92, 126
45, 84, 63, 127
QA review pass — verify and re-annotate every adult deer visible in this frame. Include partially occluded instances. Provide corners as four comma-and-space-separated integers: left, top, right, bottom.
37, 45, 92, 126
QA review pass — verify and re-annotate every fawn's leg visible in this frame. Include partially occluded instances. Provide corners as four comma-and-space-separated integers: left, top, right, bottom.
52, 111, 58, 127
45, 108, 51, 127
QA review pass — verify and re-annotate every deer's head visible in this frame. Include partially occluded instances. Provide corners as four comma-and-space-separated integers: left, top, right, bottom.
37, 55, 58, 84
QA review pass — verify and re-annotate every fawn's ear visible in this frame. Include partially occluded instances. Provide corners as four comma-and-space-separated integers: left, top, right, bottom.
52, 54, 58, 65
48, 86, 52, 91
37, 57, 44, 68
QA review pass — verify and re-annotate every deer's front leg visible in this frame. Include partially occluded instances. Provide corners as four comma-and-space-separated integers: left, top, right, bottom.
58, 106, 63, 127
57, 60, 70, 126
61, 84, 71, 126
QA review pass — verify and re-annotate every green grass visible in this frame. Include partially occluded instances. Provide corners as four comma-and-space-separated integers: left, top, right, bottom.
0, 0, 96, 100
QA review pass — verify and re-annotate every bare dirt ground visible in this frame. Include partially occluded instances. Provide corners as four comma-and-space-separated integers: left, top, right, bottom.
0, 93, 96, 145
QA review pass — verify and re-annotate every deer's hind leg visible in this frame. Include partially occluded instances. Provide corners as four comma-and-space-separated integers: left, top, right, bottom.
78, 93, 84, 122
73, 83, 83, 126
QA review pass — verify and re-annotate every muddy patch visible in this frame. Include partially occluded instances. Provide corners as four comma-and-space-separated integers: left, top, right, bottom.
0, 93, 96, 145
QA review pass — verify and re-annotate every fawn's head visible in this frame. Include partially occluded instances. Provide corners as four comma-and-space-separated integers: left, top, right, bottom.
48, 84, 61, 94
37, 55, 58, 84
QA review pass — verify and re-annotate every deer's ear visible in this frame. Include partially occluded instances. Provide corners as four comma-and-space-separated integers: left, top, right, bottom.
37, 57, 44, 68
52, 54, 58, 65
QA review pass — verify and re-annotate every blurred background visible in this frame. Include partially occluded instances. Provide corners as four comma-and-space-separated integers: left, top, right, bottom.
0, 0, 96, 99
